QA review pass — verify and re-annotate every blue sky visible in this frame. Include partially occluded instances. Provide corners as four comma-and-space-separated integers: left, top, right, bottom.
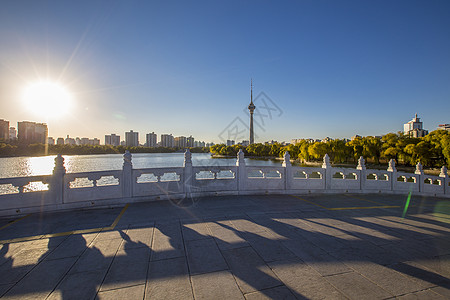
1, 0, 450, 144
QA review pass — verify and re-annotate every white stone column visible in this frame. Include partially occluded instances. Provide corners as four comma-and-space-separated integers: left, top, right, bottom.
52, 154, 66, 204
282, 151, 292, 191
387, 159, 397, 191
439, 165, 448, 195
236, 149, 246, 193
184, 149, 193, 198
356, 156, 366, 191
415, 162, 424, 192
322, 154, 331, 190
122, 151, 133, 198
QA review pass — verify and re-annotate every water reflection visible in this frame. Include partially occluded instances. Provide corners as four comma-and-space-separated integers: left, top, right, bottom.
0, 153, 283, 178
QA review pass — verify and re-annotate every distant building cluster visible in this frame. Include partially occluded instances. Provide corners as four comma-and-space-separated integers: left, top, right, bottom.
106, 131, 213, 148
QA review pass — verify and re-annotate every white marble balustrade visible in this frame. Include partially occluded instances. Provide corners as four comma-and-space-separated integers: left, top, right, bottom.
0, 150, 448, 216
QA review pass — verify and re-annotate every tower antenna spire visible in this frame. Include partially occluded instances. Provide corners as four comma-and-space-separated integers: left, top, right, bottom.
250, 78, 253, 104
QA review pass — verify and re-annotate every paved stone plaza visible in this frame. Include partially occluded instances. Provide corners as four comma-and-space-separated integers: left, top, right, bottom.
0, 193, 449, 299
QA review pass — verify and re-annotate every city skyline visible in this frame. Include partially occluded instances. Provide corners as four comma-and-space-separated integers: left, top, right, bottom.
1, 1, 450, 143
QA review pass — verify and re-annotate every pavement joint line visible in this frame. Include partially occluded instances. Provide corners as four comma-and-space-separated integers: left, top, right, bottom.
328, 205, 401, 211
290, 194, 401, 211
344, 194, 388, 206
290, 195, 329, 210
0, 213, 31, 231
0, 204, 130, 244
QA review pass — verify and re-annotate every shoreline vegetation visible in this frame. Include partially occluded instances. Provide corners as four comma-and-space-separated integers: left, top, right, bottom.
210, 130, 450, 173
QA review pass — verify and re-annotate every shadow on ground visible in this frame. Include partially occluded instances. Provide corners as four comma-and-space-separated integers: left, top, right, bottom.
0, 193, 449, 299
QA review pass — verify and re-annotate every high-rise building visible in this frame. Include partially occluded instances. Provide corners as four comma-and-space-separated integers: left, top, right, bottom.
175, 136, 187, 148
17, 121, 48, 144
146, 132, 157, 147
404, 114, 428, 138
248, 79, 256, 144
65, 135, 76, 145
125, 130, 139, 147
160, 134, 174, 147
194, 141, 206, 147
0, 119, 9, 141
105, 134, 120, 146
56, 137, 64, 145
187, 135, 195, 147
227, 140, 235, 146
48, 137, 55, 145
9, 127, 17, 140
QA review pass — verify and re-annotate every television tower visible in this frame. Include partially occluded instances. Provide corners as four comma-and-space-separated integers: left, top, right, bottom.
248, 79, 256, 144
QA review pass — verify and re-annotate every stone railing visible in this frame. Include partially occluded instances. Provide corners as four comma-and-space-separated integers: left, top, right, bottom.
0, 149, 448, 216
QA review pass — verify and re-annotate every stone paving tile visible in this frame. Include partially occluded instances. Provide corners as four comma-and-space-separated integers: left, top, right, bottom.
45, 233, 98, 260
191, 270, 244, 300
430, 286, 450, 298
325, 271, 393, 299
119, 226, 153, 250
185, 238, 228, 275
181, 220, 211, 241
244, 285, 297, 300
281, 238, 352, 276
68, 238, 122, 274
47, 270, 107, 300
0, 284, 14, 298
0, 247, 50, 285
269, 259, 346, 300
414, 255, 450, 278
100, 247, 150, 291
240, 230, 297, 263
221, 246, 282, 294
95, 229, 128, 241
345, 260, 434, 296
3, 256, 77, 300
145, 257, 193, 300
206, 220, 248, 250
97, 284, 145, 300
230, 217, 268, 234
389, 260, 450, 289
397, 289, 445, 299
151, 221, 184, 261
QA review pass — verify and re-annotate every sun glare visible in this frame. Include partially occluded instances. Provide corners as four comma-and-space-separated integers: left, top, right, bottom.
22, 80, 73, 119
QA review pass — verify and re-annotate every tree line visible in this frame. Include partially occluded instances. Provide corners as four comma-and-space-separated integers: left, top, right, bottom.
211, 130, 450, 168
0, 143, 210, 157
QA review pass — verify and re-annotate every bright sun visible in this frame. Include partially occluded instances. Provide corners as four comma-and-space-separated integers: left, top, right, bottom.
22, 80, 73, 119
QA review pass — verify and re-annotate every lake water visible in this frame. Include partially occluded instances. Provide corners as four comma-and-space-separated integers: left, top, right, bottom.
0, 153, 283, 178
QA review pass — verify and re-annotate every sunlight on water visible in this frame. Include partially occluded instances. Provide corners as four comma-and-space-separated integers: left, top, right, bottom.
0, 153, 282, 178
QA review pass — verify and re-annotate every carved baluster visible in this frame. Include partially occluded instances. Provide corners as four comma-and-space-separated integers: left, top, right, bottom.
236, 149, 246, 192
415, 162, 424, 192
283, 151, 292, 190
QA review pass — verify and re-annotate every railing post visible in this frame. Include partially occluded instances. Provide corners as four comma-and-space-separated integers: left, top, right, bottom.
52, 154, 66, 204
439, 166, 448, 195
387, 159, 397, 191
357, 156, 366, 191
283, 151, 292, 191
415, 162, 424, 192
123, 151, 133, 198
236, 149, 246, 193
322, 154, 331, 190
184, 149, 193, 198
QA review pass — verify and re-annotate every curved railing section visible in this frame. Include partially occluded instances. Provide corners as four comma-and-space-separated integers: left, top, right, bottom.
0, 150, 448, 216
